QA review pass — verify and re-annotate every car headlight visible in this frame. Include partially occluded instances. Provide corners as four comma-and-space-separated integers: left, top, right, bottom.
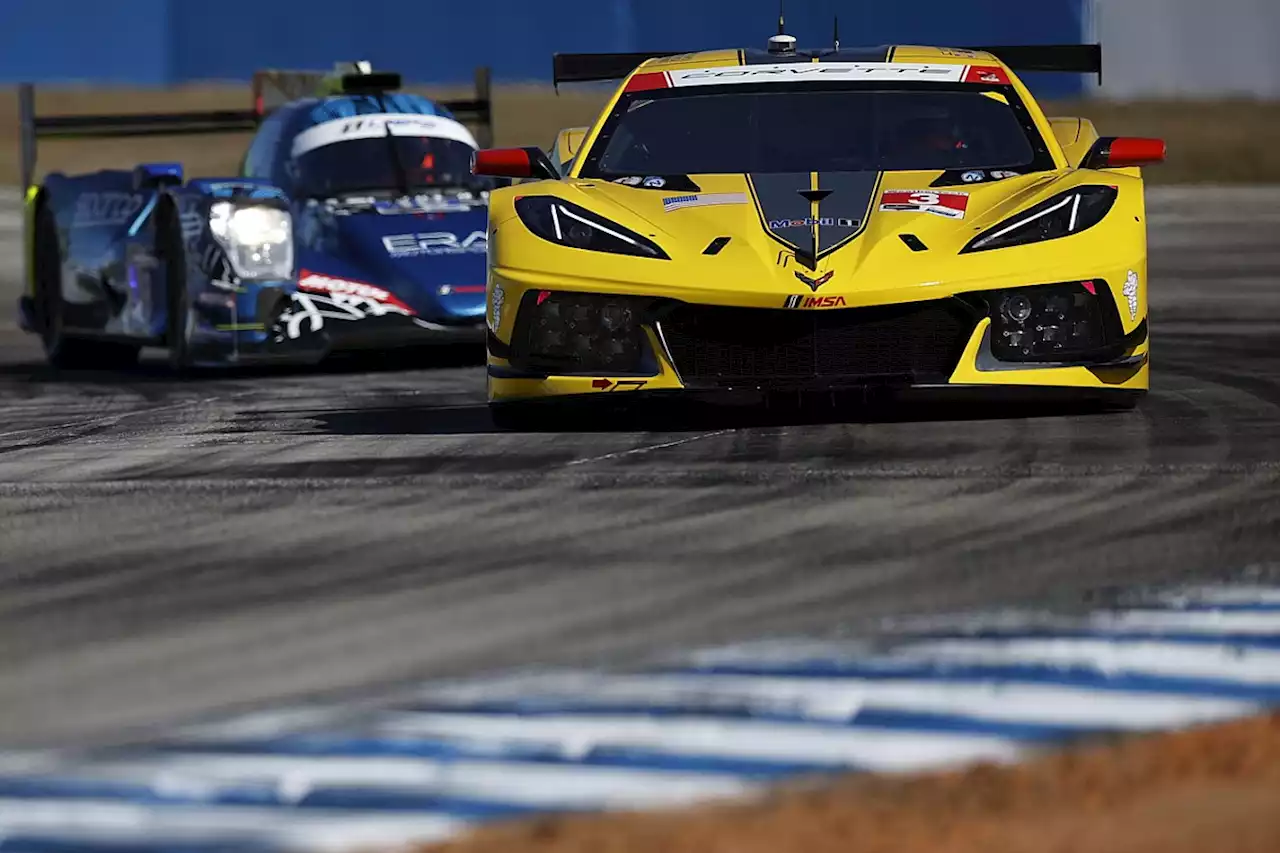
208, 202, 294, 280
961, 186, 1117, 253
514, 196, 668, 259
510, 290, 649, 373
981, 280, 1115, 361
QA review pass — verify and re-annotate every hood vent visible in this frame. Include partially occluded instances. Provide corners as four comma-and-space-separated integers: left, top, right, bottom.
703, 236, 731, 255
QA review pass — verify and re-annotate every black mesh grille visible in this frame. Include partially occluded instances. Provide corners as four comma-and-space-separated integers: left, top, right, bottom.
659, 299, 978, 387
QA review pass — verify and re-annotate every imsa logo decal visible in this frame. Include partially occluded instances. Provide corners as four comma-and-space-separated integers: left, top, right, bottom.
785, 294, 847, 309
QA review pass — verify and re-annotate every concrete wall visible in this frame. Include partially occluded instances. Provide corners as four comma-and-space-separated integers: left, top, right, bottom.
1091, 0, 1280, 98
0, 0, 1091, 97
10, 0, 1276, 100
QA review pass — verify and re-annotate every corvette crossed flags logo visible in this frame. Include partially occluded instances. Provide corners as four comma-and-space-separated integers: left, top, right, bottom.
794, 269, 834, 291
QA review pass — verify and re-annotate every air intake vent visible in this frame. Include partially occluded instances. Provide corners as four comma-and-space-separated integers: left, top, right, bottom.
703, 237, 731, 255
660, 299, 979, 387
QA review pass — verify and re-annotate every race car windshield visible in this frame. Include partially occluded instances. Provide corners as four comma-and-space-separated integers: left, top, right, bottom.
294, 136, 490, 197
584, 87, 1041, 176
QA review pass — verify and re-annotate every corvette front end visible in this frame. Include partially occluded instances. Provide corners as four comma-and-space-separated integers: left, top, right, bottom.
484, 174, 1150, 405
477, 44, 1161, 414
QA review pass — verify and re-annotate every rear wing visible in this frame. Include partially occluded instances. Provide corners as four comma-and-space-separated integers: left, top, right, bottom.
551, 44, 1101, 88
17, 64, 494, 192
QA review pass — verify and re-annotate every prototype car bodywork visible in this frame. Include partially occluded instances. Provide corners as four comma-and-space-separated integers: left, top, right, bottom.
473, 38, 1165, 425
16, 63, 497, 370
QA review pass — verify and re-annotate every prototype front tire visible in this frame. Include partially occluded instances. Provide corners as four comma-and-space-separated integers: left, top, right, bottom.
33, 202, 140, 370
156, 200, 194, 373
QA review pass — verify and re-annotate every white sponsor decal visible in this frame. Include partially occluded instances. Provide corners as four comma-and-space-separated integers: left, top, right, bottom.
661, 192, 749, 212
297, 271, 413, 313
879, 189, 970, 220
274, 291, 412, 341
72, 192, 145, 228
1124, 270, 1140, 320
291, 113, 478, 157
383, 231, 488, 257
177, 196, 206, 245
666, 62, 968, 87
489, 283, 504, 332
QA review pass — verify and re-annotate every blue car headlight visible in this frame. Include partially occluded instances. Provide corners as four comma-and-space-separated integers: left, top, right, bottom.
515, 196, 669, 259
208, 201, 294, 280
961, 186, 1118, 253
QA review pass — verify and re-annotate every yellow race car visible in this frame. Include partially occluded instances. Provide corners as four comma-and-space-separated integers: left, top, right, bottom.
472, 35, 1165, 428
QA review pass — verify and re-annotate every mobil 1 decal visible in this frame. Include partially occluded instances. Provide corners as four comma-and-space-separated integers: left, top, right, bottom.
749, 171, 881, 266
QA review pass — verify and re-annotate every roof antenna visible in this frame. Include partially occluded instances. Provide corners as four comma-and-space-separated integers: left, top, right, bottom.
833, 15, 840, 52
768, 0, 797, 54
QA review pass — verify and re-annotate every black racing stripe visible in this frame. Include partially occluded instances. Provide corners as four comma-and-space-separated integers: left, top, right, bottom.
814, 171, 881, 257
748, 172, 816, 263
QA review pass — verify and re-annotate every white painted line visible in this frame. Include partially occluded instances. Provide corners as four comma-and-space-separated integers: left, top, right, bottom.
56, 752, 752, 809
890, 638, 1280, 685
421, 671, 1258, 731
374, 711, 1024, 772
565, 430, 732, 467
0, 800, 466, 853
1091, 608, 1280, 634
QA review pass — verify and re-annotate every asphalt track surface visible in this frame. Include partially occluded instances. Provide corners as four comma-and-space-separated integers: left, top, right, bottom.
0, 187, 1277, 750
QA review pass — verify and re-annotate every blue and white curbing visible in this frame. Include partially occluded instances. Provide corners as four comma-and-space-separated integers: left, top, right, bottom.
3, 582, 1280, 851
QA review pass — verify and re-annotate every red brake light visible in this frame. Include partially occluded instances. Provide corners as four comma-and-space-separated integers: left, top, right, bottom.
471, 148, 534, 178
1104, 137, 1166, 168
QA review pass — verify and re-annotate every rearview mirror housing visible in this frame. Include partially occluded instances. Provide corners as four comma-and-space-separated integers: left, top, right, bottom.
471, 146, 560, 181
1083, 137, 1167, 170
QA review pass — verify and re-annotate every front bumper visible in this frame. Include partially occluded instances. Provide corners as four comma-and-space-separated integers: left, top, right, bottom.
486, 266, 1150, 404
186, 288, 485, 367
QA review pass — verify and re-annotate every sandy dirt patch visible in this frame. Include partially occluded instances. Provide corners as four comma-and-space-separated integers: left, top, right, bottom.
415, 712, 1280, 853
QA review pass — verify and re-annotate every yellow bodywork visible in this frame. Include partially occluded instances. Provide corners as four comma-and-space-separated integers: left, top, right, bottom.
552, 127, 588, 174
486, 46, 1151, 405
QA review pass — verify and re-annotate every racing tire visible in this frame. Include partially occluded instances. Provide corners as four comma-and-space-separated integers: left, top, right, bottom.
33, 202, 140, 371
156, 201, 194, 373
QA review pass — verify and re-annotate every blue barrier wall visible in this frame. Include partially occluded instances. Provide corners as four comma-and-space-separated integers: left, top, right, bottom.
0, 0, 1091, 97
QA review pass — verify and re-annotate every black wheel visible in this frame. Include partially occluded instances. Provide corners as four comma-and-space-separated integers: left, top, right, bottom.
33, 203, 140, 370
156, 201, 193, 373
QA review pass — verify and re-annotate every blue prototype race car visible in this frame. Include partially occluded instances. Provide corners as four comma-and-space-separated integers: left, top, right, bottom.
16, 62, 498, 369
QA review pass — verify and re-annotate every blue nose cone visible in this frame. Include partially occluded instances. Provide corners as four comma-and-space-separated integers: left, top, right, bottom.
334, 206, 489, 321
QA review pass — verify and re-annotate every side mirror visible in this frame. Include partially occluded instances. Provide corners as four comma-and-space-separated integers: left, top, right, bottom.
1082, 137, 1167, 170
471, 147, 559, 181
133, 162, 184, 190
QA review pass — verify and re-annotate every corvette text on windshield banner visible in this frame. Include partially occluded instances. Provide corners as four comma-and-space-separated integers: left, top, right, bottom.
625, 63, 1011, 92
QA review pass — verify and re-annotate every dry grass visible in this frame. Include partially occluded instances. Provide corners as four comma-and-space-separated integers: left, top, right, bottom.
0, 86, 1277, 186
415, 712, 1280, 853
